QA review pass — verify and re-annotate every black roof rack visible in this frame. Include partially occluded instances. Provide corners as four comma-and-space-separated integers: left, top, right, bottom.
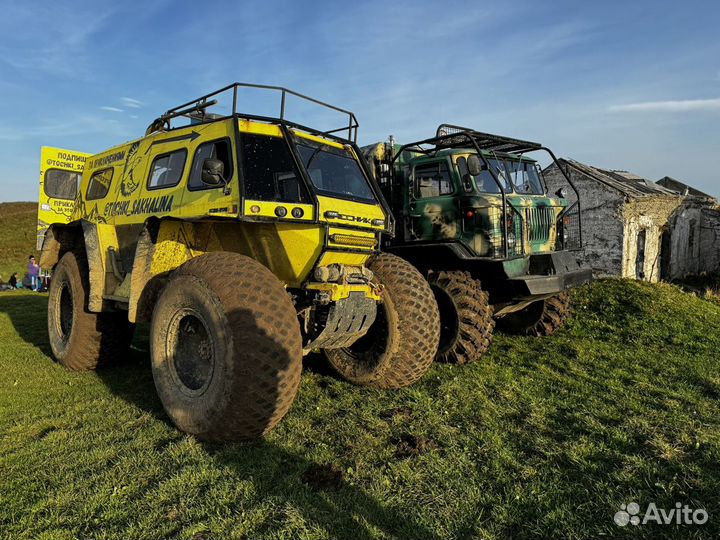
158, 82, 360, 143
434, 124, 542, 154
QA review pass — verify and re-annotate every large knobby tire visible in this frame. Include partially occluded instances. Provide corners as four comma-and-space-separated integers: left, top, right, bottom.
150, 252, 302, 441
428, 270, 494, 364
48, 251, 134, 371
497, 292, 572, 337
324, 253, 440, 389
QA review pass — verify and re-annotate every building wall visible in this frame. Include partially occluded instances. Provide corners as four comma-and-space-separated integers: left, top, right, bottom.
620, 197, 682, 282
667, 205, 702, 278
544, 163, 625, 276
663, 203, 720, 279
699, 208, 720, 274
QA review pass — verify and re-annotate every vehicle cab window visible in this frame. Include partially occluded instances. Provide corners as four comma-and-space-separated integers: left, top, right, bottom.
189, 139, 232, 190
44, 169, 80, 200
86, 169, 113, 200
414, 161, 454, 198
456, 156, 510, 194
242, 133, 309, 203
147, 150, 187, 190
506, 160, 545, 195
296, 141, 375, 202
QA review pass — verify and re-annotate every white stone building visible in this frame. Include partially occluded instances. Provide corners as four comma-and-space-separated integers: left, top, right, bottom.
543, 160, 720, 282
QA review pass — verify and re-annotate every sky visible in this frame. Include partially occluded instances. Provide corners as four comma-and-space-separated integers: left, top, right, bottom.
0, 0, 718, 201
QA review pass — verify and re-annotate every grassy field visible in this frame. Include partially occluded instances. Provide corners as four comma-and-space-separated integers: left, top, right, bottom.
1, 279, 720, 539
0, 202, 37, 281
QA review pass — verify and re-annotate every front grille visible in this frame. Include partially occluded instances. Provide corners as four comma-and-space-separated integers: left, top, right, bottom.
526, 206, 554, 243
484, 206, 524, 258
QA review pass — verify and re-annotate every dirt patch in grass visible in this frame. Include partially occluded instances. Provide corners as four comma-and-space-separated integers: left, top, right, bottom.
393, 434, 439, 459
301, 463, 344, 491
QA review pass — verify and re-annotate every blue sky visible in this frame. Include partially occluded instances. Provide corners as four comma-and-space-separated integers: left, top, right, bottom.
0, 0, 718, 201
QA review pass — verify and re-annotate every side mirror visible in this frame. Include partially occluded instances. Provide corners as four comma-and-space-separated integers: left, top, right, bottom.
462, 173, 473, 192
467, 155, 483, 177
201, 158, 225, 186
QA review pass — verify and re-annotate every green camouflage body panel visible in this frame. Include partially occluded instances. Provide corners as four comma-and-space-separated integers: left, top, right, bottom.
393, 146, 567, 258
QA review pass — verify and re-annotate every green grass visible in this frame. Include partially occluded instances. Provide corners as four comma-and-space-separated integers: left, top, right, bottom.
1, 279, 720, 539
0, 202, 37, 281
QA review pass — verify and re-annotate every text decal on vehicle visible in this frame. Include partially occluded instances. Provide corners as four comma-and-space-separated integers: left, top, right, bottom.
329, 213, 372, 224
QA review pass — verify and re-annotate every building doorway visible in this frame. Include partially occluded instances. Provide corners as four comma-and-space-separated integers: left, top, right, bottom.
635, 229, 646, 280
660, 228, 671, 280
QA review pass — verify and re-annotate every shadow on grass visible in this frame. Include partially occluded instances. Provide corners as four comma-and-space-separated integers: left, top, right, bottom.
0, 293, 53, 355
0, 294, 435, 538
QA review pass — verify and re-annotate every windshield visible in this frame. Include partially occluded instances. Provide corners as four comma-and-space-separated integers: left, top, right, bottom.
296, 142, 375, 202
457, 156, 511, 194
506, 160, 545, 195
456, 155, 544, 195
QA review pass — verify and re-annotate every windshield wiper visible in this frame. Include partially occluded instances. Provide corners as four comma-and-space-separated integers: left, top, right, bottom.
303, 145, 324, 169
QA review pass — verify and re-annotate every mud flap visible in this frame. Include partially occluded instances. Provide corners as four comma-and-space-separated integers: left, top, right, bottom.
303, 292, 377, 353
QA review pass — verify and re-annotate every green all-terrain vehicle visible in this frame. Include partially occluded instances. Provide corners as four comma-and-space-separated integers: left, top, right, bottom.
364, 124, 592, 363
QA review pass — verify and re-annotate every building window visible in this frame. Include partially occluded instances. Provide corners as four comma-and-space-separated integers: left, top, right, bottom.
147, 150, 187, 190
44, 169, 81, 200
86, 169, 113, 200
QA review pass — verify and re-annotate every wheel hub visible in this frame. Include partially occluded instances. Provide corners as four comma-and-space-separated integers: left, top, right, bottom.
167, 309, 215, 395
58, 283, 73, 342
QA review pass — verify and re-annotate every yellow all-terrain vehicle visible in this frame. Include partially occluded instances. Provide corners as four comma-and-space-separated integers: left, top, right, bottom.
37, 83, 439, 440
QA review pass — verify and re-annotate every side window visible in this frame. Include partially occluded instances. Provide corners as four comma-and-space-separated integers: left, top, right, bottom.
189, 139, 233, 190
147, 150, 187, 190
414, 161, 453, 199
455, 157, 474, 193
241, 133, 308, 203
86, 169, 113, 200
44, 169, 80, 200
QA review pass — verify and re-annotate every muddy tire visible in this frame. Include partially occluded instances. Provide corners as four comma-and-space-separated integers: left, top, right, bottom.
497, 292, 571, 337
428, 270, 494, 364
47, 251, 134, 371
150, 252, 302, 441
324, 253, 440, 389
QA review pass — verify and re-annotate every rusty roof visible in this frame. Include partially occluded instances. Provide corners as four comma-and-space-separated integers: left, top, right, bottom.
557, 159, 679, 198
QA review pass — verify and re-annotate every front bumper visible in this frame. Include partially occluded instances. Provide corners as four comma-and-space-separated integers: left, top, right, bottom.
492, 250, 593, 302
507, 266, 593, 297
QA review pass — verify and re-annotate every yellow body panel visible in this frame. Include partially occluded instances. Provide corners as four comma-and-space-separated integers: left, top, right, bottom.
37, 147, 91, 248
39, 117, 388, 311
316, 195, 385, 230
244, 199, 315, 220
316, 251, 372, 268
238, 119, 282, 137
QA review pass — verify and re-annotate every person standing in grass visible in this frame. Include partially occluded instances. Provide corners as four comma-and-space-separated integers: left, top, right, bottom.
28, 255, 41, 292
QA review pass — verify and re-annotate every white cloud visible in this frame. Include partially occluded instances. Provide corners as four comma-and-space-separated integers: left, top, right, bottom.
101, 106, 123, 112
0, 114, 130, 141
608, 98, 720, 112
121, 97, 143, 108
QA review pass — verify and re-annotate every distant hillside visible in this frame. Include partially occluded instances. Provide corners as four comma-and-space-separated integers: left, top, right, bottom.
0, 202, 37, 281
